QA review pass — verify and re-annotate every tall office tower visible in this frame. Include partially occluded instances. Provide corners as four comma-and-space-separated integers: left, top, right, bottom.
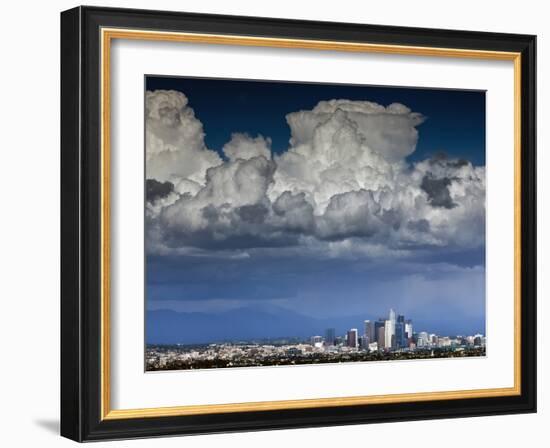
385, 320, 395, 349
347, 328, 358, 348
387, 309, 397, 349
395, 321, 406, 348
389, 308, 396, 324
325, 328, 336, 346
374, 319, 385, 344
364, 320, 375, 344
377, 326, 386, 349
405, 320, 413, 340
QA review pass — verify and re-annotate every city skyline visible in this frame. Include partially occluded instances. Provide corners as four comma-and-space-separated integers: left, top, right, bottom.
146, 307, 486, 371
314, 308, 485, 352
147, 305, 485, 346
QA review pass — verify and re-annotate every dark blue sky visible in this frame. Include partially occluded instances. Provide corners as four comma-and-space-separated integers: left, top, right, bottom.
146, 76, 486, 166
145, 76, 486, 344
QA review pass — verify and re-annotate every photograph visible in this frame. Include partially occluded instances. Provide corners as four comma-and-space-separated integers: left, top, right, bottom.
144, 77, 487, 371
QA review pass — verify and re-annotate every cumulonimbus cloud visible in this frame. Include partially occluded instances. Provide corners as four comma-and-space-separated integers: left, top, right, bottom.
145, 90, 222, 184
145, 90, 485, 256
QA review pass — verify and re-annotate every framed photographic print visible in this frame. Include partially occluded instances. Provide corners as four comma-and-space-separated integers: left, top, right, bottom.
60, 6, 536, 442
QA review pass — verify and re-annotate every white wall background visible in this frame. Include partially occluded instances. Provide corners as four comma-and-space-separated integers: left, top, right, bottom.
0, 0, 546, 446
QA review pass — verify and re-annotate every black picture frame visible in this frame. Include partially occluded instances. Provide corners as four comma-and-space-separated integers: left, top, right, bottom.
61, 5, 536, 442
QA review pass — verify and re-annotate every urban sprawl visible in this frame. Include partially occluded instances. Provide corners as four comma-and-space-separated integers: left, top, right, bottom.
146, 309, 486, 371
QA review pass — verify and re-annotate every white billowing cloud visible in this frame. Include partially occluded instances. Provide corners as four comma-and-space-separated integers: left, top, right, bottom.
145, 90, 222, 184
411, 156, 486, 248
156, 156, 278, 249
286, 99, 424, 162
270, 104, 400, 213
145, 90, 485, 256
223, 133, 272, 161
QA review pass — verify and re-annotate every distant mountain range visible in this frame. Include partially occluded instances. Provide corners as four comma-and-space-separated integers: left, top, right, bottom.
147, 306, 341, 344
146, 305, 485, 345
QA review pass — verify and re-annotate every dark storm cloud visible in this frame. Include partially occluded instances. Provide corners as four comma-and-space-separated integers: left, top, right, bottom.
420, 175, 457, 209
236, 204, 269, 224
429, 151, 470, 169
146, 179, 174, 203
160, 205, 301, 251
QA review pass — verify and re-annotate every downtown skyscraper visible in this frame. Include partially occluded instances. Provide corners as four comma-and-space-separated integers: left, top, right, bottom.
385, 308, 396, 349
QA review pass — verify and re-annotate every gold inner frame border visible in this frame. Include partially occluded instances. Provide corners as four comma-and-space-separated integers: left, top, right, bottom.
99, 27, 522, 420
